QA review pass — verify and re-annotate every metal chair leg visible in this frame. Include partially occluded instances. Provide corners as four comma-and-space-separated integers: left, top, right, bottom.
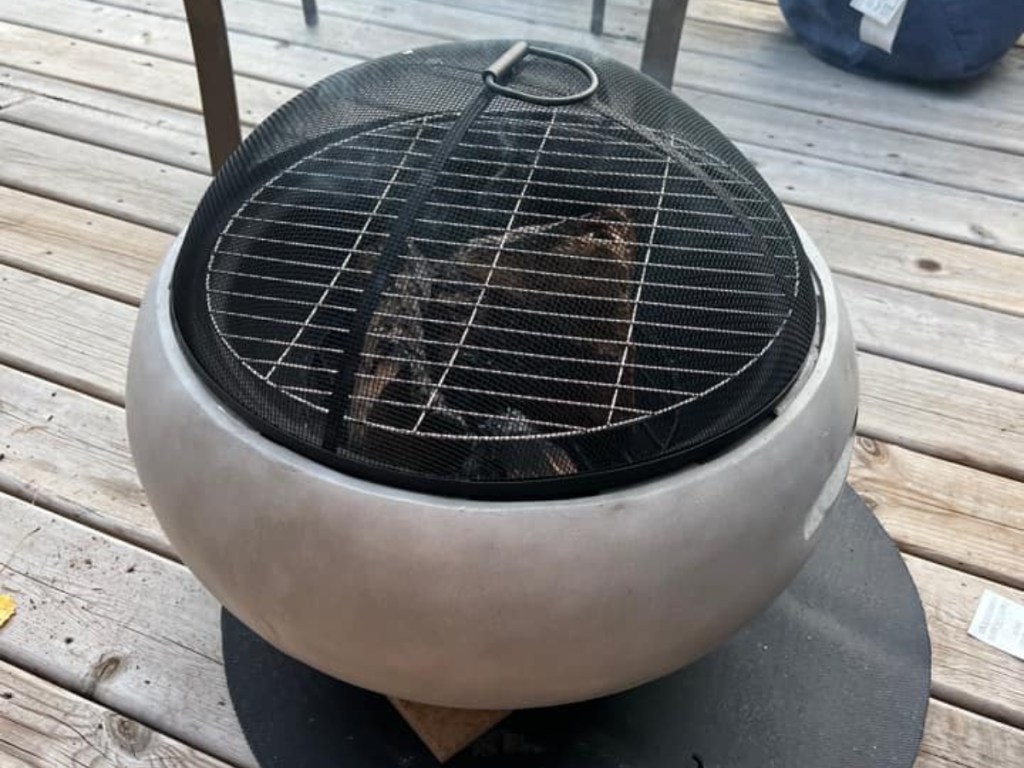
591, 0, 606, 36
640, 0, 690, 89
302, 0, 318, 27
183, 0, 242, 173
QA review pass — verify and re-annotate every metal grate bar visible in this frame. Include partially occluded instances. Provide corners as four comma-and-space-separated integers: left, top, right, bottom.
212, 308, 351, 333
279, 379, 652, 415
224, 227, 796, 261
376, 289, 791, 318
357, 357, 697, 397
237, 199, 780, 229
259, 118, 429, 383
212, 247, 374, 273
281, 168, 768, 204
305, 153, 760, 187
208, 287, 357, 310
366, 322, 760, 357
380, 265, 787, 299
257, 187, 778, 226
608, 156, 672, 425
410, 111, 558, 433
360, 335, 736, 376
347, 397, 584, 432
208, 267, 364, 293
370, 306, 776, 336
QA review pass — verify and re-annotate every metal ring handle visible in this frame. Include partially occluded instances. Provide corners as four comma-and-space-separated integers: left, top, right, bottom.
483, 42, 599, 105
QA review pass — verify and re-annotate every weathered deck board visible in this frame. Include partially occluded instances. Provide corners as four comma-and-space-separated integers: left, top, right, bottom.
0, 264, 134, 404
0, 187, 168, 305
790, 206, 1024, 318
0, 21, 294, 123
683, 88, 1024, 202
0, 121, 205, 232
0, 0, 361, 89
838, 274, 1024, 391
0, 364, 164, 558
0, 65, 212, 172
6, 28, 1023, 256
916, 700, 1024, 768
0, 493, 250, 766
1, 489, 1021, 764
852, 438, 1024, 591
909, 557, 1024, 729
858, 355, 1024, 482
0, 660, 233, 767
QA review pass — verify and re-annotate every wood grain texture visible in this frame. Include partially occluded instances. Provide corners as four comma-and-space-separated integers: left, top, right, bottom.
5, 82, 1022, 321
0, 660, 231, 767
0, 0, 361, 90
858, 354, 1024, 482
837, 274, 1024, 391
851, 438, 1024, 591
745, 145, 1024, 255
909, 557, 1024, 729
0, 21, 296, 124
1, 489, 1022, 763
683, 88, 1024, 202
791, 205, 1024, 317
1, 89, 211, 175
0, 65, 213, 172
0, 264, 133, 404
0, 493, 252, 766
0, 364, 164, 558
915, 699, 1024, 768
0, 187, 168, 305
0, 121, 205, 233
389, 699, 508, 762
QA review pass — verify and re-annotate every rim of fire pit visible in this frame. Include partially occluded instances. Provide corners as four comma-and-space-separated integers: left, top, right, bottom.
169, 41, 819, 499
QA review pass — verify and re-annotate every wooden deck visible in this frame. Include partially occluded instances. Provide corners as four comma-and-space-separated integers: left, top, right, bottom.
0, 0, 1021, 764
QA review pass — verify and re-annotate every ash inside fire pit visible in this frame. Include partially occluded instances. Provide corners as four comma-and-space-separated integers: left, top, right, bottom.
347, 206, 638, 480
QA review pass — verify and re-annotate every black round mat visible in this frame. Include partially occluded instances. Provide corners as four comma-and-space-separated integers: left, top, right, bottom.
222, 486, 930, 767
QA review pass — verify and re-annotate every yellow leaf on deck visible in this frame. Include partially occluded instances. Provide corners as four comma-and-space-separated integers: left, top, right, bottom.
0, 594, 16, 627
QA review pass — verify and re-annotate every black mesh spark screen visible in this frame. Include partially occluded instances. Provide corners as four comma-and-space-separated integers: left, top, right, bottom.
171, 40, 818, 499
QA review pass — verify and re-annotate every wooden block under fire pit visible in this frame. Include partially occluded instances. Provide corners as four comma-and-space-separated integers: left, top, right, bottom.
389, 697, 510, 763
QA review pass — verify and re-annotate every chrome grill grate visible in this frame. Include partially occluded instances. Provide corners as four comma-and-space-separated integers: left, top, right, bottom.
173, 41, 816, 497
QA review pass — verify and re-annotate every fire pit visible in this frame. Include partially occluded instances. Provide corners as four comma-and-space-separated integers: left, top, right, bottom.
127, 40, 928, 765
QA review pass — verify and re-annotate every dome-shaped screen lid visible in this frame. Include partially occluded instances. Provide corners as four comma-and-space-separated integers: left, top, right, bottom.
171, 40, 818, 499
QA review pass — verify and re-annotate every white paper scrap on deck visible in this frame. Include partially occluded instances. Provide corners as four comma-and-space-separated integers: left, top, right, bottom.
850, 0, 909, 54
968, 590, 1024, 662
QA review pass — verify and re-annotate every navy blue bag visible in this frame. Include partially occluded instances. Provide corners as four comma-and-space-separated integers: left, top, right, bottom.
779, 0, 1024, 81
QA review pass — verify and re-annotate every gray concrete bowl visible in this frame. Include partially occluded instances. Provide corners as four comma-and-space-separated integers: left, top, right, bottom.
126, 222, 857, 709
